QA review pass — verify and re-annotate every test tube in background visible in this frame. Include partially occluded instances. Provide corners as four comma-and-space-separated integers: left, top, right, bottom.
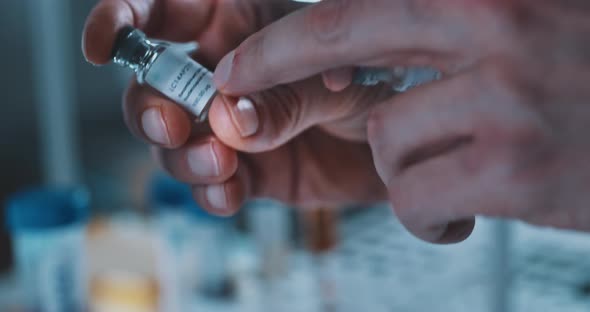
300, 207, 340, 312
148, 174, 198, 312
245, 199, 293, 280
148, 172, 234, 308
5, 186, 90, 312
243, 199, 295, 312
301, 208, 338, 254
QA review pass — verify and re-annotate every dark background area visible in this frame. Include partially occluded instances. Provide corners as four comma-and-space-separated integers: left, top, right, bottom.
0, 0, 152, 271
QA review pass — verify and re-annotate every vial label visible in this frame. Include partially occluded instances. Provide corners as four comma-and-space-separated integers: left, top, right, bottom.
145, 49, 217, 118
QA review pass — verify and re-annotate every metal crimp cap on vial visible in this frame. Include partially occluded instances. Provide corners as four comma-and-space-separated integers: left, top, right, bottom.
111, 26, 151, 69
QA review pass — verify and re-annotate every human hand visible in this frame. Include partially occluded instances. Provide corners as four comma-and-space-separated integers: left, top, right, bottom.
83, 0, 389, 215
214, 0, 590, 243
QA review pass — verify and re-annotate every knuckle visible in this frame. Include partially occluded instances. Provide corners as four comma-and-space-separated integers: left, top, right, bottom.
306, 0, 353, 45
251, 85, 304, 146
340, 84, 391, 117
478, 60, 533, 107
367, 105, 398, 183
477, 60, 546, 142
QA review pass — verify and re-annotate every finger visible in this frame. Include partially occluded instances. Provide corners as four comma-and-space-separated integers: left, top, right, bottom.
191, 144, 301, 216
192, 175, 246, 217
191, 130, 388, 216
369, 71, 480, 243
83, 0, 212, 64
388, 145, 482, 244
368, 63, 544, 243
322, 67, 354, 92
213, 0, 505, 94
153, 137, 238, 185
124, 80, 193, 148
208, 76, 392, 153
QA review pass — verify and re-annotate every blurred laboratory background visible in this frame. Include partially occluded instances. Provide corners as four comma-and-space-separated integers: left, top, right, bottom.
1, 1, 590, 312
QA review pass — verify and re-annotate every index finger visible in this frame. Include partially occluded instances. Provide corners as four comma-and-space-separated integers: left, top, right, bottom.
214, 0, 491, 95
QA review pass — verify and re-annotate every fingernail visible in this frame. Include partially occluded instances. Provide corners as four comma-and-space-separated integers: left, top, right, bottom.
426, 223, 449, 243
226, 97, 259, 137
214, 50, 235, 88
206, 184, 228, 210
141, 107, 170, 145
187, 142, 220, 177
438, 220, 474, 244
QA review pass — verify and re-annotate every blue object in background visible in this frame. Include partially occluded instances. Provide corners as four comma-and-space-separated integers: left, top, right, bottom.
6, 187, 89, 232
5, 186, 89, 312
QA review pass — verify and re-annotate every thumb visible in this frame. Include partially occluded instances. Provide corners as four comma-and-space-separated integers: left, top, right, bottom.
207, 76, 392, 152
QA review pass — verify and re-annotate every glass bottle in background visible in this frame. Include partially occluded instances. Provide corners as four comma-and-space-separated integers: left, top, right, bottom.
5, 186, 90, 312
89, 271, 159, 312
245, 199, 293, 280
148, 172, 233, 310
186, 204, 234, 299
244, 199, 295, 312
85, 215, 160, 312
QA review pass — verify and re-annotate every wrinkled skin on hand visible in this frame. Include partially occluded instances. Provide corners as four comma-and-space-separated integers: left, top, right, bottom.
211, 0, 590, 243
83, 0, 389, 217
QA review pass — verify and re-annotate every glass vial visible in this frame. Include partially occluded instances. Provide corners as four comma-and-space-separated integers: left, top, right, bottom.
111, 26, 216, 121
353, 66, 442, 92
